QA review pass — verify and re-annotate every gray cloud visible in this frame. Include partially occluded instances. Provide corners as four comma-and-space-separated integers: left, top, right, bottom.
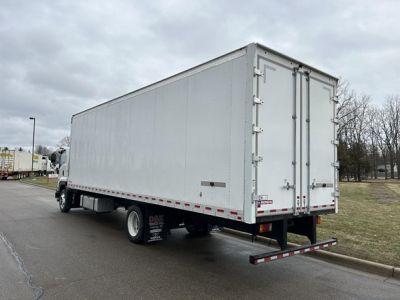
1, 0, 399, 149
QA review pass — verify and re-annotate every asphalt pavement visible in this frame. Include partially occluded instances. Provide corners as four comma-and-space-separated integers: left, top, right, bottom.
0, 181, 399, 300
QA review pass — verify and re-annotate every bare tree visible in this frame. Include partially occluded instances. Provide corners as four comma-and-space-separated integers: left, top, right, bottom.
57, 136, 71, 147
367, 106, 380, 179
35, 145, 52, 156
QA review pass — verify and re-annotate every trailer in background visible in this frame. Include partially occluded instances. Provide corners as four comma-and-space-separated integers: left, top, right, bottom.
0, 149, 49, 179
55, 43, 339, 264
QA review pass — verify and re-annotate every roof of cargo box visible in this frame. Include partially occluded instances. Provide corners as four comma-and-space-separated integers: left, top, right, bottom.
73, 43, 338, 118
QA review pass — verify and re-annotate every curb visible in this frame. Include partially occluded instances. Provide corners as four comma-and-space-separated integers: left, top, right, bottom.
18, 180, 56, 191
220, 228, 399, 280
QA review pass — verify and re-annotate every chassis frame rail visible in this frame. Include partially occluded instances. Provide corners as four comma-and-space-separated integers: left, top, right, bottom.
249, 238, 337, 265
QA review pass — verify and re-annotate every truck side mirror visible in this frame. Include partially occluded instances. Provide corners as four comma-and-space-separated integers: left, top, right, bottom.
50, 152, 57, 164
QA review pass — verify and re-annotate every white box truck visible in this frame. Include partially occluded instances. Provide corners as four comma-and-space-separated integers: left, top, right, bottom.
55, 43, 338, 264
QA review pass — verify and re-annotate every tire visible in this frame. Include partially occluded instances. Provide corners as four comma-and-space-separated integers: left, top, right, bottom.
126, 205, 145, 244
185, 221, 211, 236
59, 189, 71, 213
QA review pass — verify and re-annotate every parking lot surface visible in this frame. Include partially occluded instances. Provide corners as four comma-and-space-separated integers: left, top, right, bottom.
0, 181, 399, 299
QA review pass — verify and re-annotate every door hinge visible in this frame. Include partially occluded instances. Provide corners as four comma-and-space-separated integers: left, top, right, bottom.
331, 161, 340, 168
252, 154, 263, 164
331, 139, 339, 146
331, 96, 339, 103
254, 67, 264, 77
331, 191, 340, 198
252, 125, 263, 134
253, 96, 264, 105
331, 117, 339, 125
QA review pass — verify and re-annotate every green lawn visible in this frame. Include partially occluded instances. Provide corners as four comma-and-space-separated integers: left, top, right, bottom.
289, 181, 400, 267
20, 176, 58, 189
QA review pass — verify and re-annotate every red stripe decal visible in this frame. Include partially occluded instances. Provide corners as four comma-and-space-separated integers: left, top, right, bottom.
230, 211, 238, 215
167, 200, 172, 204
281, 208, 288, 211
205, 207, 212, 210
195, 205, 201, 208
270, 209, 276, 213
175, 201, 181, 205
184, 203, 190, 207
217, 209, 224, 213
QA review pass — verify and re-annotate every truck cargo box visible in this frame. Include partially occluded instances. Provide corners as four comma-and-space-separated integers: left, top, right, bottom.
67, 43, 338, 225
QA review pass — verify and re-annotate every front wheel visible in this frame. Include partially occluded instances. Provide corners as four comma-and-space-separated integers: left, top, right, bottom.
59, 189, 71, 213
126, 205, 145, 244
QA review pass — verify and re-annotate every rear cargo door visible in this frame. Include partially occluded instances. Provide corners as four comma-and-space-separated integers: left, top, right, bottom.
255, 58, 296, 215
255, 56, 337, 216
303, 75, 336, 212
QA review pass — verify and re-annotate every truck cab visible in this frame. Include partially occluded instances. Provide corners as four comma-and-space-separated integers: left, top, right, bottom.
51, 147, 69, 199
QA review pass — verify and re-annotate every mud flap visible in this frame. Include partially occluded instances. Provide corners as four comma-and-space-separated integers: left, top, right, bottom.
143, 206, 168, 243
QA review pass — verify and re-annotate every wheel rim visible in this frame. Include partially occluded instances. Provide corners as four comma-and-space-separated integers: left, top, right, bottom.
127, 211, 140, 237
60, 192, 65, 209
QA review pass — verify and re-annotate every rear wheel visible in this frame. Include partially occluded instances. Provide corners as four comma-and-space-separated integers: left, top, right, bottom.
126, 205, 144, 244
59, 189, 71, 213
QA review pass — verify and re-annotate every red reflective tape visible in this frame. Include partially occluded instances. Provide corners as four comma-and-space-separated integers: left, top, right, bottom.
258, 210, 264, 214
230, 211, 238, 215
237, 216, 242, 220
175, 201, 181, 205
313, 205, 318, 208
158, 199, 164, 202
281, 208, 288, 211
195, 205, 201, 208
217, 209, 224, 213
184, 203, 190, 207
167, 200, 172, 203
205, 207, 212, 211
270, 209, 277, 213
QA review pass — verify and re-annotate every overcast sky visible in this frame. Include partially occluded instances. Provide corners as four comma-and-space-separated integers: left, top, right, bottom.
1, 0, 399, 149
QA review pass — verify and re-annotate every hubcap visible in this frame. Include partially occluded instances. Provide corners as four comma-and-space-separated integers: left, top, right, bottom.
60, 192, 65, 209
127, 211, 140, 237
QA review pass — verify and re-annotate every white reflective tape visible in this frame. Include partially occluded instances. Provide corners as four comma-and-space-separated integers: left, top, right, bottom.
257, 258, 264, 264
314, 246, 320, 250
332, 242, 337, 246
323, 244, 329, 247
283, 253, 290, 257
270, 256, 278, 260
294, 250, 300, 255
304, 248, 310, 252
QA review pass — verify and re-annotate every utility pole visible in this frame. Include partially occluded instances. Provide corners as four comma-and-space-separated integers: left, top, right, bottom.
29, 117, 35, 174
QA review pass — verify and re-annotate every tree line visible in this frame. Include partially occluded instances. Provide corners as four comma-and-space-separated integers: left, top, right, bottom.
337, 80, 400, 181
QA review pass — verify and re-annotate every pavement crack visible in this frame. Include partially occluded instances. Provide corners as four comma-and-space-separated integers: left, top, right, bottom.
0, 232, 44, 300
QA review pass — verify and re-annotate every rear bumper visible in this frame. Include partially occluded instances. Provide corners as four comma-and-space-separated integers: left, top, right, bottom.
249, 238, 337, 264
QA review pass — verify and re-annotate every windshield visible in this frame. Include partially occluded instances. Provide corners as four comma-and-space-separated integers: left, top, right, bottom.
59, 151, 67, 166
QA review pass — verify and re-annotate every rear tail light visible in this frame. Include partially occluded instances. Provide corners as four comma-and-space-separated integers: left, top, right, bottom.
259, 223, 272, 233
